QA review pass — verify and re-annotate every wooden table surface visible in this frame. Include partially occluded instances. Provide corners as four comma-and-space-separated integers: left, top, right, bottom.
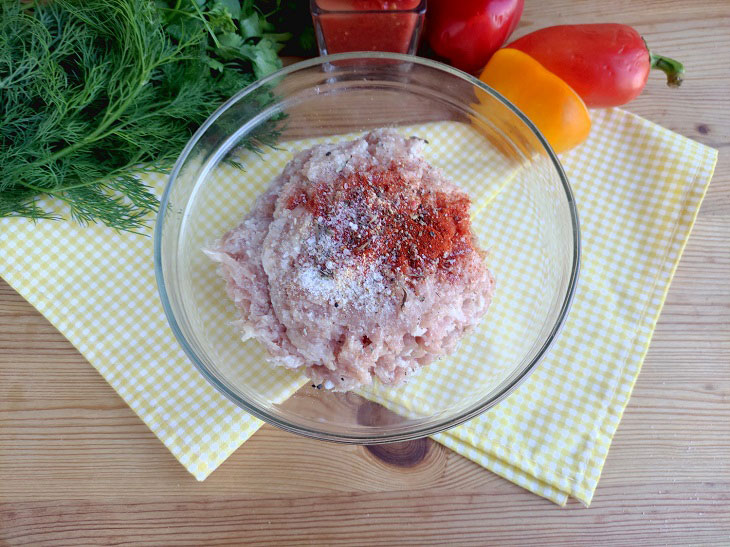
2, 1, 729, 544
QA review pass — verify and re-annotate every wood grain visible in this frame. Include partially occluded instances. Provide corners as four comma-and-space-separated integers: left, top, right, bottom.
1, 0, 729, 544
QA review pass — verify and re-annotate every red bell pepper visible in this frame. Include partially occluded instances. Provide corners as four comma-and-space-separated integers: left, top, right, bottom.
426, 0, 524, 74
508, 23, 685, 108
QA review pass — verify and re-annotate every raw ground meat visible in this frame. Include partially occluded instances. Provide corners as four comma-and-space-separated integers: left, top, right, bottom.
206, 129, 495, 391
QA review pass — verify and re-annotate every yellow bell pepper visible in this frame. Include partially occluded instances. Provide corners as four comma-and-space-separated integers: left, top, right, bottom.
476, 48, 591, 154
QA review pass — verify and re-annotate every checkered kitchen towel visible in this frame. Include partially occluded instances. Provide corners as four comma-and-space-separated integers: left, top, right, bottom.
0, 108, 717, 505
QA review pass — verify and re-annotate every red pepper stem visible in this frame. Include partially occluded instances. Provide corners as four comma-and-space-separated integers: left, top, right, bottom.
649, 53, 684, 88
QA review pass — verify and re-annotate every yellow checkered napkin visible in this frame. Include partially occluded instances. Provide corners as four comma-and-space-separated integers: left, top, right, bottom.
0, 108, 716, 506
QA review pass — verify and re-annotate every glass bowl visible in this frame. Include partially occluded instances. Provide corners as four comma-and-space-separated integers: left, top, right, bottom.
154, 52, 580, 443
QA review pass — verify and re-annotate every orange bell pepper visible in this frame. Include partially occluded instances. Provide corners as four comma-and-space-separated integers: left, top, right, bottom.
476, 48, 591, 154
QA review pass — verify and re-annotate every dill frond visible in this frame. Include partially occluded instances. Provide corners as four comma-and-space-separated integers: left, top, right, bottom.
0, 0, 282, 231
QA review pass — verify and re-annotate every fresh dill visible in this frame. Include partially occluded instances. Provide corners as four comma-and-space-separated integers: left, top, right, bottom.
0, 0, 292, 231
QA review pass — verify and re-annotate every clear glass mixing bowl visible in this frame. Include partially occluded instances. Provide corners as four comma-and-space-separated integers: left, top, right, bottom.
155, 53, 580, 443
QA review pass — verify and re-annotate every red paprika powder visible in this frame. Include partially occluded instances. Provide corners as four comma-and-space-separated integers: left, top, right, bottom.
288, 162, 473, 280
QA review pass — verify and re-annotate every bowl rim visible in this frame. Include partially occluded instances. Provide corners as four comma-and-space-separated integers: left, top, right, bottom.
154, 51, 581, 444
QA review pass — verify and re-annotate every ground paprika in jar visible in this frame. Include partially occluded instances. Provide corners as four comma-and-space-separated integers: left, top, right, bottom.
312, 0, 425, 55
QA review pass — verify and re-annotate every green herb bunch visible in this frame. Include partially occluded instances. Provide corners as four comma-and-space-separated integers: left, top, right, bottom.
158, 0, 292, 79
0, 0, 292, 231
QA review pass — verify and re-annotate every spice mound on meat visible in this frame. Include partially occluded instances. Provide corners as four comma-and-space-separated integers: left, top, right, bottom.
206, 129, 495, 391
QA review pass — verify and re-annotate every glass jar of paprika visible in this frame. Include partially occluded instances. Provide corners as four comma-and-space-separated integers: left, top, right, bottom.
311, 0, 426, 56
